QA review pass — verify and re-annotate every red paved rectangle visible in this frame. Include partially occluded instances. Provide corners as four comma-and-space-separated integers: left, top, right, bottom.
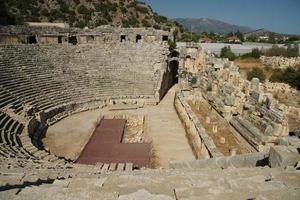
76, 119, 151, 167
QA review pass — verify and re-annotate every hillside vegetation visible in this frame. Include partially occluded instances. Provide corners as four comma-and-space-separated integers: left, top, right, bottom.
0, 0, 184, 33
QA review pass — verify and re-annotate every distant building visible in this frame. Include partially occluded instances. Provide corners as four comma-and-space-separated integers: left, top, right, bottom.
199, 37, 212, 43
226, 36, 241, 44
258, 35, 269, 41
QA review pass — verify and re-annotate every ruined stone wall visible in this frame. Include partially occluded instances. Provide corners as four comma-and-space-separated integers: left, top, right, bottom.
0, 25, 173, 45
195, 54, 292, 152
38, 36, 60, 44
260, 56, 300, 68
178, 43, 207, 74
0, 35, 21, 44
175, 92, 223, 159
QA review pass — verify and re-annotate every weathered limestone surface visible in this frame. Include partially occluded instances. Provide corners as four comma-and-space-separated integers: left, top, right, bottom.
1, 167, 299, 200
0, 25, 173, 45
269, 146, 300, 168
170, 152, 269, 170
175, 92, 222, 158
193, 54, 291, 151
260, 56, 300, 68
0, 25, 300, 200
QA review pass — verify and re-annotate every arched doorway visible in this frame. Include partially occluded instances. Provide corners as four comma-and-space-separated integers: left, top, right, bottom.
27, 36, 37, 44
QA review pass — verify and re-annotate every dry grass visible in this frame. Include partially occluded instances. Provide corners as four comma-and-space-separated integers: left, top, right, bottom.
273, 90, 300, 109
294, 63, 300, 70
234, 58, 263, 79
234, 58, 262, 69
188, 100, 250, 155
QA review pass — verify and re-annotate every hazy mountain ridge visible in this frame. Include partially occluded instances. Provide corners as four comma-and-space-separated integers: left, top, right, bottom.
174, 18, 253, 34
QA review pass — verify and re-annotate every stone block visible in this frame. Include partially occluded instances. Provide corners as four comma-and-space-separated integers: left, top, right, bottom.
269, 146, 300, 168
220, 137, 226, 144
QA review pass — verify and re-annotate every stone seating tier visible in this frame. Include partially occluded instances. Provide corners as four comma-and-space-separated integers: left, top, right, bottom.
0, 43, 167, 167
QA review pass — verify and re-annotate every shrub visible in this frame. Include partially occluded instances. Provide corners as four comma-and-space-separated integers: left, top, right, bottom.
120, 6, 127, 14
57, 0, 70, 14
74, 20, 85, 28
247, 67, 266, 82
122, 19, 130, 28
265, 45, 287, 57
265, 44, 299, 57
103, 13, 112, 22
168, 40, 179, 57
190, 76, 198, 85
153, 24, 160, 29
95, 19, 108, 27
286, 44, 299, 57
179, 32, 200, 43
241, 48, 262, 59
270, 67, 300, 90
74, 0, 80, 4
78, 5, 90, 15
40, 8, 49, 16
154, 14, 167, 23
136, 5, 148, 14
142, 19, 151, 27
127, 1, 137, 8
127, 15, 139, 27
206, 83, 212, 91
119, 0, 125, 7
220, 46, 236, 61
251, 48, 261, 58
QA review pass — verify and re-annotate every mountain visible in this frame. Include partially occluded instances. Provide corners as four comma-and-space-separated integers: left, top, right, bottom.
174, 18, 253, 34
0, 0, 179, 31
243, 28, 295, 38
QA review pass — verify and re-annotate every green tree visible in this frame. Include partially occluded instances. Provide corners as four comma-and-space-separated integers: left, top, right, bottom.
286, 44, 299, 57
270, 67, 300, 90
269, 33, 276, 43
247, 67, 266, 82
247, 35, 258, 42
220, 46, 236, 61
235, 30, 244, 42
226, 32, 234, 37
251, 48, 261, 58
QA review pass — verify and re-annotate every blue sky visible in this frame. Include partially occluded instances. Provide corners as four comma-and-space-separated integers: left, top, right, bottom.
142, 0, 300, 34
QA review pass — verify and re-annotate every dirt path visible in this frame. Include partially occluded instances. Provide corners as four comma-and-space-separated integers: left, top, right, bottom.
145, 85, 195, 167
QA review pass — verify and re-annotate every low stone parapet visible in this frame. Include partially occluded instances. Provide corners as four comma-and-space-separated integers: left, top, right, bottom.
170, 152, 269, 169
174, 92, 222, 159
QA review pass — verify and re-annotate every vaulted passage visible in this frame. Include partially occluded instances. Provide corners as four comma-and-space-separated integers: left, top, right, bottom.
68, 36, 77, 45
158, 59, 179, 100
27, 36, 37, 44
169, 60, 179, 85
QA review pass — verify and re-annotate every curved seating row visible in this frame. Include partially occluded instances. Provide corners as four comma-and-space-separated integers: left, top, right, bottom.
0, 43, 167, 168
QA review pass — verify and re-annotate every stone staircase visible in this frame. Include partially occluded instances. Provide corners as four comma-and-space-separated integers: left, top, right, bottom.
1, 166, 299, 200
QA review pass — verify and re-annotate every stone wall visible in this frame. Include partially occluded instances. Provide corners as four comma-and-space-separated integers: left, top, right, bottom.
170, 152, 269, 169
178, 43, 207, 74
260, 56, 300, 68
0, 25, 173, 45
192, 53, 291, 152
174, 92, 223, 159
